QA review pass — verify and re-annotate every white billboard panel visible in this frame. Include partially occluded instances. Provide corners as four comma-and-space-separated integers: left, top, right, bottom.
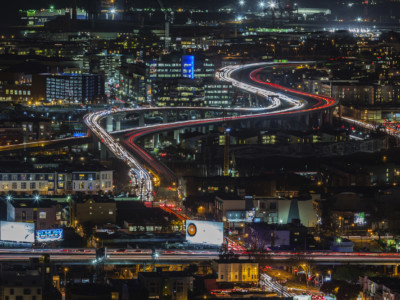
0, 221, 35, 243
185, 220, 223, 246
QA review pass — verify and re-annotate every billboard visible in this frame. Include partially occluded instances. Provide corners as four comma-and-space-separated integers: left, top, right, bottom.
36, 229, 63, 242
0, 221, 35, 243
354, 212, 365, 225
185, 220, 223, 246
226, 210, 255, 222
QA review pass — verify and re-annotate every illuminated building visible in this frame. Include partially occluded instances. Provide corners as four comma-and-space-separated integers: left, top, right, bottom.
0, 73, 38, 103
45, 73, 104, 104
0, 170, 113, 195
204, 79, 233, 107
71, 196, 117, 225
147, 55, 215, 80
154, 78, 204, 107
19, 8, 87, 27
217, 261, 259, 283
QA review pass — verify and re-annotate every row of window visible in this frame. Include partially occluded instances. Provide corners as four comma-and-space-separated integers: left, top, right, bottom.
1, 181, 59, 190
0, 174, 63, 181
4, 90, 31, 96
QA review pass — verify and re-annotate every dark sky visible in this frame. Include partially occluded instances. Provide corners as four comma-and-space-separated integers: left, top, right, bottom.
1, 0, 394, 28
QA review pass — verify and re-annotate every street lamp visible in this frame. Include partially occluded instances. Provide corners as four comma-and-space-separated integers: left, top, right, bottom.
63, 267, 69, 288
34, 194, 41, 202
259, 1, 265, 9
239, 0, 245, 6
6, 195, 12, 202
268, 1, 276, 9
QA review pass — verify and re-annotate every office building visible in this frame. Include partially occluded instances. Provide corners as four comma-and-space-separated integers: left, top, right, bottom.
45, 74, 104, 104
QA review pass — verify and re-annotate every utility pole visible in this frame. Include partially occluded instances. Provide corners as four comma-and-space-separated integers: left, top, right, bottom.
222, 108, 230, 177
223, 128, 230, 176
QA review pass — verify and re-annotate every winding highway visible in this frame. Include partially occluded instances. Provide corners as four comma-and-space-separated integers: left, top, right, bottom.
84, 62, 337, 200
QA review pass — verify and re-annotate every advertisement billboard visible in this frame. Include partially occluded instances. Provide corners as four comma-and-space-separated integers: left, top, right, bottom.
0, 221, 35, 243
36, 229, 63, 242
185, 220, 223, 246
226, 210, 255, 222
354, 212, 365, 225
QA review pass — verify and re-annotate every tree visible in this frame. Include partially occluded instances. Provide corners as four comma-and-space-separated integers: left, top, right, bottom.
80, 222, 94, 239
334, 266, 362, 282
184, 264, 198, 275
321, 280, 361, 300
286, 253, 317, 287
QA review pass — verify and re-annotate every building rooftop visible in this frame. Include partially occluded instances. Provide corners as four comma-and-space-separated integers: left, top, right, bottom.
368, 277, 400, 293
9, 199, 58, 208
139, 271, 192, 278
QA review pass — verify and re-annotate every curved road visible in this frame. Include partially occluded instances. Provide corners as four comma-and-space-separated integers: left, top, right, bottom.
84, 62, 337, 200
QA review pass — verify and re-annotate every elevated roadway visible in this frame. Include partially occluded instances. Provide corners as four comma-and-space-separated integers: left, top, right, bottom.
1, 249, 399, 266
84, 61, 337, 200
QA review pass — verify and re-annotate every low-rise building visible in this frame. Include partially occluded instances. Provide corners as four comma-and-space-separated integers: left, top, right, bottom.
217, 261, 259, 284
245, 223, 309, 250
329, 237, 354, 252
138, 271, 193, 300
6, 199, 60, 230
359, 276, 400, 299
71, 196, 117, 226
0, 270, 43, 300
0, 170, 113, 195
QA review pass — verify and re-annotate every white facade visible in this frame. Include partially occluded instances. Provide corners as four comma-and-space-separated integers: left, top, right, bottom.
0, 170, 113, 195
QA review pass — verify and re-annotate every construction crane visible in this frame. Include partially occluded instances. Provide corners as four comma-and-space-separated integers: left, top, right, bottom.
156, 0, 173, 52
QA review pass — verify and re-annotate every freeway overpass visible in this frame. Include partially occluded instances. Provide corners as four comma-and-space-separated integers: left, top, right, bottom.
1, 249, 400, 266
84, 62, 338, 199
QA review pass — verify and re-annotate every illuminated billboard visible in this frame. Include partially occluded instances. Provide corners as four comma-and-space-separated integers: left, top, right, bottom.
36, 229, 63, 242
0, 221, 35, 243
181, 55, 195, 79
226, 210, 255, 222
185, 220, 223, 246
354, 212, 365, 225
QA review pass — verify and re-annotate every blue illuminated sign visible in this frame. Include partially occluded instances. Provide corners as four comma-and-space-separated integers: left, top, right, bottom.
73, 132, 86, 137
181, 55, 195, 79
36, 229, 63, 242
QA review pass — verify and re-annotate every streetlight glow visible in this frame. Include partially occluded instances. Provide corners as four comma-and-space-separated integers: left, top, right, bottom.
268, 1, 276, 8
239, 0, 245, 6
259, 1, 265, 8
